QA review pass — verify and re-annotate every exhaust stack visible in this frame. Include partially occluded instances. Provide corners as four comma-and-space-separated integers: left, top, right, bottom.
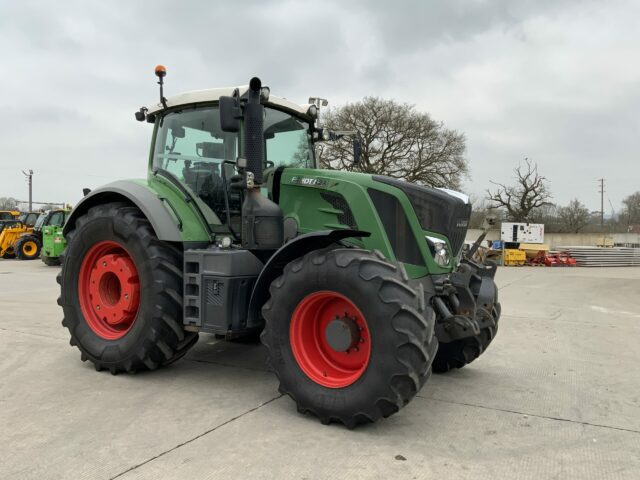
244, 77, 265, 185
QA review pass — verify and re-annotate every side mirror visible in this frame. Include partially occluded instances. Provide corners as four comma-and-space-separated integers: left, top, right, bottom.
353, 137, 362, 165
220, 96, 241, 133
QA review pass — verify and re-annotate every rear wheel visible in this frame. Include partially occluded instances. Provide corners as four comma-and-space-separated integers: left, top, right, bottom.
432, 302, 501, 373
15, 236, 41, 260
261, 248, 437, 428
58, 202, 198, 373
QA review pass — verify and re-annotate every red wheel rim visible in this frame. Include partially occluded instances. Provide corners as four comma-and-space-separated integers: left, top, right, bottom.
290, 291, 371, 388
78, 241, 140, 340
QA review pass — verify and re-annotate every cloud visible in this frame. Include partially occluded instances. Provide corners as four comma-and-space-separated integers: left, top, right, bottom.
0, 0, 638, 212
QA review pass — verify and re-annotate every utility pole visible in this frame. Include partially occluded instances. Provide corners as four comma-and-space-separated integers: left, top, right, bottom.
598, 178, 605, 231
22, 169, 33, 211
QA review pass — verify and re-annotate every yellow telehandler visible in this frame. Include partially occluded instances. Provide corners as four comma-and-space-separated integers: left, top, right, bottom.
0, 212, 39, 258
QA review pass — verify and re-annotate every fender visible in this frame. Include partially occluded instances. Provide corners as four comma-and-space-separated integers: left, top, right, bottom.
246, 229, 371, 328
63, 180, 183, 242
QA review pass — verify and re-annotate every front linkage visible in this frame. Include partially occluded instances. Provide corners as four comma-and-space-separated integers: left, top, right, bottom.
430, 256, 501, 373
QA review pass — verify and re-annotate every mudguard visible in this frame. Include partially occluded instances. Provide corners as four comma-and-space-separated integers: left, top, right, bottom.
63, 180, 183, 242
246, 229, 370, 328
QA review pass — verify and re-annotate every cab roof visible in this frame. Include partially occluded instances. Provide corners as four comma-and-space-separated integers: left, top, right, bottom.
147, 85, 314, 119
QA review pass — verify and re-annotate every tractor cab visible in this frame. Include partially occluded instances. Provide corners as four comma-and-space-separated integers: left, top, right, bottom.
19, 212, 40, 228
0, 210, 21, 234
0, 210, 19, 221
149, 101, 316, 235
139, 68, 360, 245
33, 209, 68, 233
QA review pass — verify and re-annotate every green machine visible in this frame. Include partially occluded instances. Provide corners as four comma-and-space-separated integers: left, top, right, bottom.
42, 223, 68, 266
58, 67, 500, 427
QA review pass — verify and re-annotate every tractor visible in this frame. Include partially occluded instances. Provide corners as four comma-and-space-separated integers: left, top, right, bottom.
0, 211, 40, 258
58, 67, 500, 427
14, 208, 70, 261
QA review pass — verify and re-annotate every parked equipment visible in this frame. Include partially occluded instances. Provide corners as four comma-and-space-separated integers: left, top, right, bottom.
0, 212, 40, 258
503, 248, 526, 266
500, 222, 544, 244
58, 68, 501, 427
13, 208, 70, 261
41, 224, 67, 266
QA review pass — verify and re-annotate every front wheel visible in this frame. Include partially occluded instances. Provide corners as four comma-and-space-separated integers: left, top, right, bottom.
15, 236, 41, 260
58, 202, 198, 374
261, 248, 438, 428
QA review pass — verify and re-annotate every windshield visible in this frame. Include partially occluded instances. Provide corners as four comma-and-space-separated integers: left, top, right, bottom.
153, 106, 314, 175
18, 212, 38, 227
0, 212, 14, 221
35, 213, 47, 229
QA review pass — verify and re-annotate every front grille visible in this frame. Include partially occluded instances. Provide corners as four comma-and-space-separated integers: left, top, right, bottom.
447, 201, 472, 255
368, 189, 424, 266
372, 176, 471, 255
320, 192, 358, 229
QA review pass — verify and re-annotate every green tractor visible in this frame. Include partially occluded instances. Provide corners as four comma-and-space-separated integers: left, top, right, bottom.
58, 67, 500, 427
14, 208, 69, 261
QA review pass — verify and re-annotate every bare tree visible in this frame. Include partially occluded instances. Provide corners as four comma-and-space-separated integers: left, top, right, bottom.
317, 97, 468, 189
0, 197, 19, 210
621, 191, 640, 226
486, 159, 552, 222
557, 198, 591, 233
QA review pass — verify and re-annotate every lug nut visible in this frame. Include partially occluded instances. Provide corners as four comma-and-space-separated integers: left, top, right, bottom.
96, 305, 101, 310
102, 261, 107, 267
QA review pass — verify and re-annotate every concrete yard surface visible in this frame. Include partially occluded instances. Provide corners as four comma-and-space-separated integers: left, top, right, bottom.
1, 260, 639, 479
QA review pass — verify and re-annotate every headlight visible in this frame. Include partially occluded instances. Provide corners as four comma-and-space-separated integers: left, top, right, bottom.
426, 236, 451, 266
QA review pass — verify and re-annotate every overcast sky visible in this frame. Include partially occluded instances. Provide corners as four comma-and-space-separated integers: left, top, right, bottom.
1, 0, 638, 213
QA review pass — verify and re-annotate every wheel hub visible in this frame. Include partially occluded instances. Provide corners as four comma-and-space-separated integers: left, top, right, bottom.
88, 253, 139, 326
78, 241, 140, 340
23, 241, 36, 254
289, 291, 371, 388
325, 316, 361, 352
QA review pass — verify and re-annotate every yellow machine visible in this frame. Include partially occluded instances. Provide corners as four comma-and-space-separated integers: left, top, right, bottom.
0, 210, 20, 220
0, 212, 39, 258
503, 248, 527, 266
